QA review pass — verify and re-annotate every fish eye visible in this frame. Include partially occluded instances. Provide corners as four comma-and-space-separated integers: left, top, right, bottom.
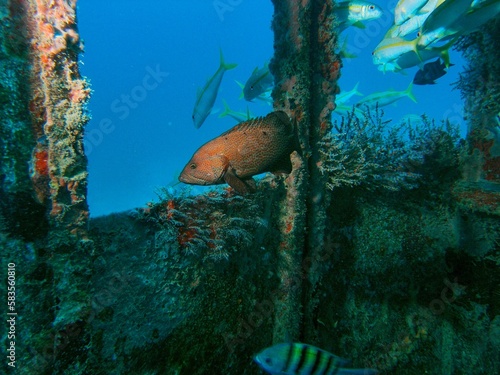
264, 358, 273, 365
369, 5, 375, 10
190, 163, 197, 169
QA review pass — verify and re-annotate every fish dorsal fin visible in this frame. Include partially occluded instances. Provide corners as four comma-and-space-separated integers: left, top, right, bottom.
220, 111, 291, 137
230, 115, 268, 132
217, 116, 264, 138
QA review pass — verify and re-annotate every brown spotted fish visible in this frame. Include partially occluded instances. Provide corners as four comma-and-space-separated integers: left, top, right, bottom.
179, 111, 298, 194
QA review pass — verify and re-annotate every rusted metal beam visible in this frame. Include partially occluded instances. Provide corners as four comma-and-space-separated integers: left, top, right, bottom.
270, 0, 340, 343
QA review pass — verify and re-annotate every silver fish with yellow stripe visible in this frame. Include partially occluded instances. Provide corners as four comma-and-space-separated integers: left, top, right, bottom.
355, 82, 417, 109
334, 1, 383, 32
394, 0, 428, 26
379, 37, 455, 73
254, 342, 378, 375
372, 36, 419, 67
192, 50, 237, 129
417, 0, 474, 47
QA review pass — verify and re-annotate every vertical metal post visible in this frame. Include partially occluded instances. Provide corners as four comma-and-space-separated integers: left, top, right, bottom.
270, 0, 340, 342
0, 1, 92, 372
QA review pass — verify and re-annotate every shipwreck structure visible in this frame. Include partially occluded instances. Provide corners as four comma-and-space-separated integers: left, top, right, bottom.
0, 1, 499, 374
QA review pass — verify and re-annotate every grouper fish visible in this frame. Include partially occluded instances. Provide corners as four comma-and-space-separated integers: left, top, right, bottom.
192, 50, 237, 129
179, 111, 298, 195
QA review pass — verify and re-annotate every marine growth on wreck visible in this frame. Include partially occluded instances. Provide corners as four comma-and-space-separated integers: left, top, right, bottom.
0, 1, 499, 374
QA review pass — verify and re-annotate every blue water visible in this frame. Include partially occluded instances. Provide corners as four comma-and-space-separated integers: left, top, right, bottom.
79, 0, 466, 217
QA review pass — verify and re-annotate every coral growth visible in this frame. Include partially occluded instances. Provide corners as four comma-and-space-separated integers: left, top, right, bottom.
88, 187, 280, 374
0, 2, 92, 374
25, 0, 91, 236
453, 182, 500, 215
319, 108, 461, 191
140, 189, 267, 262
30, 138, 50, 204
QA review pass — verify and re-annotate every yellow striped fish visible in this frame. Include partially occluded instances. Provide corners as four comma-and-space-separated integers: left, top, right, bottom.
254, 342, 378, 375
192, 50, 237, 129
394, 0, 428, 26
355, 82, 417, 109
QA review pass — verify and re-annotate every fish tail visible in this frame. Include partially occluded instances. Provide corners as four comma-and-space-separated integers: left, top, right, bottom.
340, 36, 357, 59
440, 49, 451, 69
219, 99, 231, 118
219, 49, 237, 71
353, 82, 363, 97
438, 37, 457, 68
405, 82, 417, 103
235, 80, 245, 99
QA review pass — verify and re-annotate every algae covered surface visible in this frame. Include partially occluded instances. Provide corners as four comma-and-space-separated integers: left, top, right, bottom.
1, 1, 500, 374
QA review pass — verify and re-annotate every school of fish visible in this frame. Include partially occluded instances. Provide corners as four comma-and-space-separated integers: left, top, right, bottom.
334, 0, 499, 113
372, 0, 500, 74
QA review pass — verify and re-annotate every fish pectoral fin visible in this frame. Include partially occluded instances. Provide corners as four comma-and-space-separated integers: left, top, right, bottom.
243, 177, 257, 191
223, 169, 256, 195
352, 21, 366, 29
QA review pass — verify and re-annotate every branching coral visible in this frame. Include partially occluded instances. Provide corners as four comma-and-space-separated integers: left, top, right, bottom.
319, 107, 461, 191
140, 188, 267, 262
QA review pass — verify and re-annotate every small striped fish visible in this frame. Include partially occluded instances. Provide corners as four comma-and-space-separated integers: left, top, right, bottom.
254, 343, 378, 375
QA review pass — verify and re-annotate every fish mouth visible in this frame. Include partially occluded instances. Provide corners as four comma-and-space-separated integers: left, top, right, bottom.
178, 174, 197, 184
178, 173, 211, 186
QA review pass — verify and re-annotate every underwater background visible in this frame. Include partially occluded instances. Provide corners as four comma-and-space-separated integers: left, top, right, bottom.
0, 0, 499, 374
80, 0, 276, 216
79, 0, 467, 217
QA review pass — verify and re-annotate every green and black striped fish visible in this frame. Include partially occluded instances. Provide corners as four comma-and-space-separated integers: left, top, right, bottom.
254, 342, 378, 375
